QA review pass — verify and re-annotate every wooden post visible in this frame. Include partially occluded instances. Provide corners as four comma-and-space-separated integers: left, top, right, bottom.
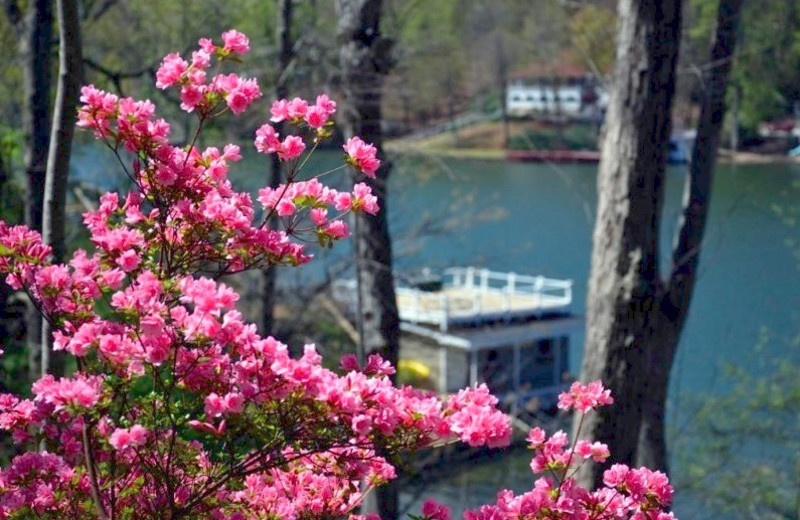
469, 349, 478, 386
440, 293, 449, 332
439, 347, 448, 393
512, 343, 521, 420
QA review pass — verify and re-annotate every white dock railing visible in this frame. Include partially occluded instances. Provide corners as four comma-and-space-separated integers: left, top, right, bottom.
332, 267, 573, 332
397, 267, 572, 331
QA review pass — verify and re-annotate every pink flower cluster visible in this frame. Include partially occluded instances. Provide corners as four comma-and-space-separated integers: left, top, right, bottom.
344, 136, 381, 178
421, 499, 452, 520
31, 373, 104, 411
255, 123, 306, 160
108, 425, 149, 451
445, 384, 513, 448
270, 94, 337, 128
460, 382, 676, 520
154, 31, 260, 114
0, 452, 90, 517
558, 380, 615, 412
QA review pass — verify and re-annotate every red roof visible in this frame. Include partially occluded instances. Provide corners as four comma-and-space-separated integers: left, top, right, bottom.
509, 51, 594, 80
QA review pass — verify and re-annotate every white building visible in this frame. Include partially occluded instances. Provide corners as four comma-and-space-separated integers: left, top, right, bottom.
506, 76, 608, 119
507, 82, 583, 116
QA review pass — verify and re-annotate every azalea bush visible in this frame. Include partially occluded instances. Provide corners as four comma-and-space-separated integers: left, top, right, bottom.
0, 31, 677, 520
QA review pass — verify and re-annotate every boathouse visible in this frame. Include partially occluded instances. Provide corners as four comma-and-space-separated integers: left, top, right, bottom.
333, 267, 582, 417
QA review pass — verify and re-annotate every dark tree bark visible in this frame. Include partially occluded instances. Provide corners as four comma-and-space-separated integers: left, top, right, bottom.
41, 0, 82, 376
3, 0, 54, 381
575, 0, 743, 486
0, 151, 10, 347
637, 0, 744, 471
335, 1, 400, 518
261, 0, 294, 337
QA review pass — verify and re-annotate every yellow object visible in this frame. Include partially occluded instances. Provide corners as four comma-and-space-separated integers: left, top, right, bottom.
398, 359, 431, 378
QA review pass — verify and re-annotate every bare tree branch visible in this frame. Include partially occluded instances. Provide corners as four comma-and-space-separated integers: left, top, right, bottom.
82, 56, 157, 97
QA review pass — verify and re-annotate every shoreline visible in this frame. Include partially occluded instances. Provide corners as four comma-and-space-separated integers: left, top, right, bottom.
386, 142, 800, 165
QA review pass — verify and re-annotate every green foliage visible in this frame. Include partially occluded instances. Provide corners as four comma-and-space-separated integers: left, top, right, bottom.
508, 123, 598, 151
0, 126, 24, 224
675, 328, 800, 520
688, 0, 800, 130
568, 4, 616, 75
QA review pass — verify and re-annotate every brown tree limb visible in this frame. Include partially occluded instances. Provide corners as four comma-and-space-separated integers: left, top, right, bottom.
83, 56, 157, 97
666, 0, 744, 320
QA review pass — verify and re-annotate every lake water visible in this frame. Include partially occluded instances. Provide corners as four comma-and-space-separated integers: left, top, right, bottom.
74, 142, 800, 518
384, 156, 799, 519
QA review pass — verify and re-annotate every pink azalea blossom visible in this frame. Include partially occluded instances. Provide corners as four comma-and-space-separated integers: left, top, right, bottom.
421, 499, 451, 520
343, 137, 380, 177
221, 30, 250, 54
558, 380, 614, 412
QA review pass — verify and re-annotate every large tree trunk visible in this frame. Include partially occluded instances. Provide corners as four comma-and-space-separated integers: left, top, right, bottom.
260, 0, 294, 336
575, 0, 682, 487
335, 1, 400, 518
4, 0, 55, 381
41, 0, 82, 376
576, 0, 743, 486
636, 0, 744, 471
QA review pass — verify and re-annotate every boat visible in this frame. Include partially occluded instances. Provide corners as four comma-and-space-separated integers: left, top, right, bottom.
332, 267, 583, 423
506, 149, 600, 163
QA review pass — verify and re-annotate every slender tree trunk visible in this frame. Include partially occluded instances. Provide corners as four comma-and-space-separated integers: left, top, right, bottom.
495, 32, 510, 149
4, 0, 55, 382
335, 1, 400, 518
17, 0, 54, 235
637, 0, 744, 471
575, 0, 682, 487
40, 0, 82, 376
261, 0, 294, 336
0, 151, 10, 349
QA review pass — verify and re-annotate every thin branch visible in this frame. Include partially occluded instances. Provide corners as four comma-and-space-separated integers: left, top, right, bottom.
82, 56, 157, 97
82, 419, 110, 520
83, 0, 119, 23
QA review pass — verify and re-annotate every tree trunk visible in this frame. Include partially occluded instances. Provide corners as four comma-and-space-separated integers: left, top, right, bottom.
577, 0, 743, 486
335, 1, 400, 518
261, 0, 294, 336
637, 0, 744, 471
16, 0, 54, 234
575, 0, 682, 487
40, 0, 82, 376
4, 0, 55, 382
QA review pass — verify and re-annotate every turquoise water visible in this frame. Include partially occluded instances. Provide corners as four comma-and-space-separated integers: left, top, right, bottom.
74, 142, 800, 518
384, 157, 799, 519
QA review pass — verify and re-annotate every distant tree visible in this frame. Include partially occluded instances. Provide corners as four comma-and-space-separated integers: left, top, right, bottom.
567, 4, 617, 78
576, 0, 744, 486
3, 0, 54, 381
41, 0, 83, 376
335, 1, 400, 518
687, 0, 799, 132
